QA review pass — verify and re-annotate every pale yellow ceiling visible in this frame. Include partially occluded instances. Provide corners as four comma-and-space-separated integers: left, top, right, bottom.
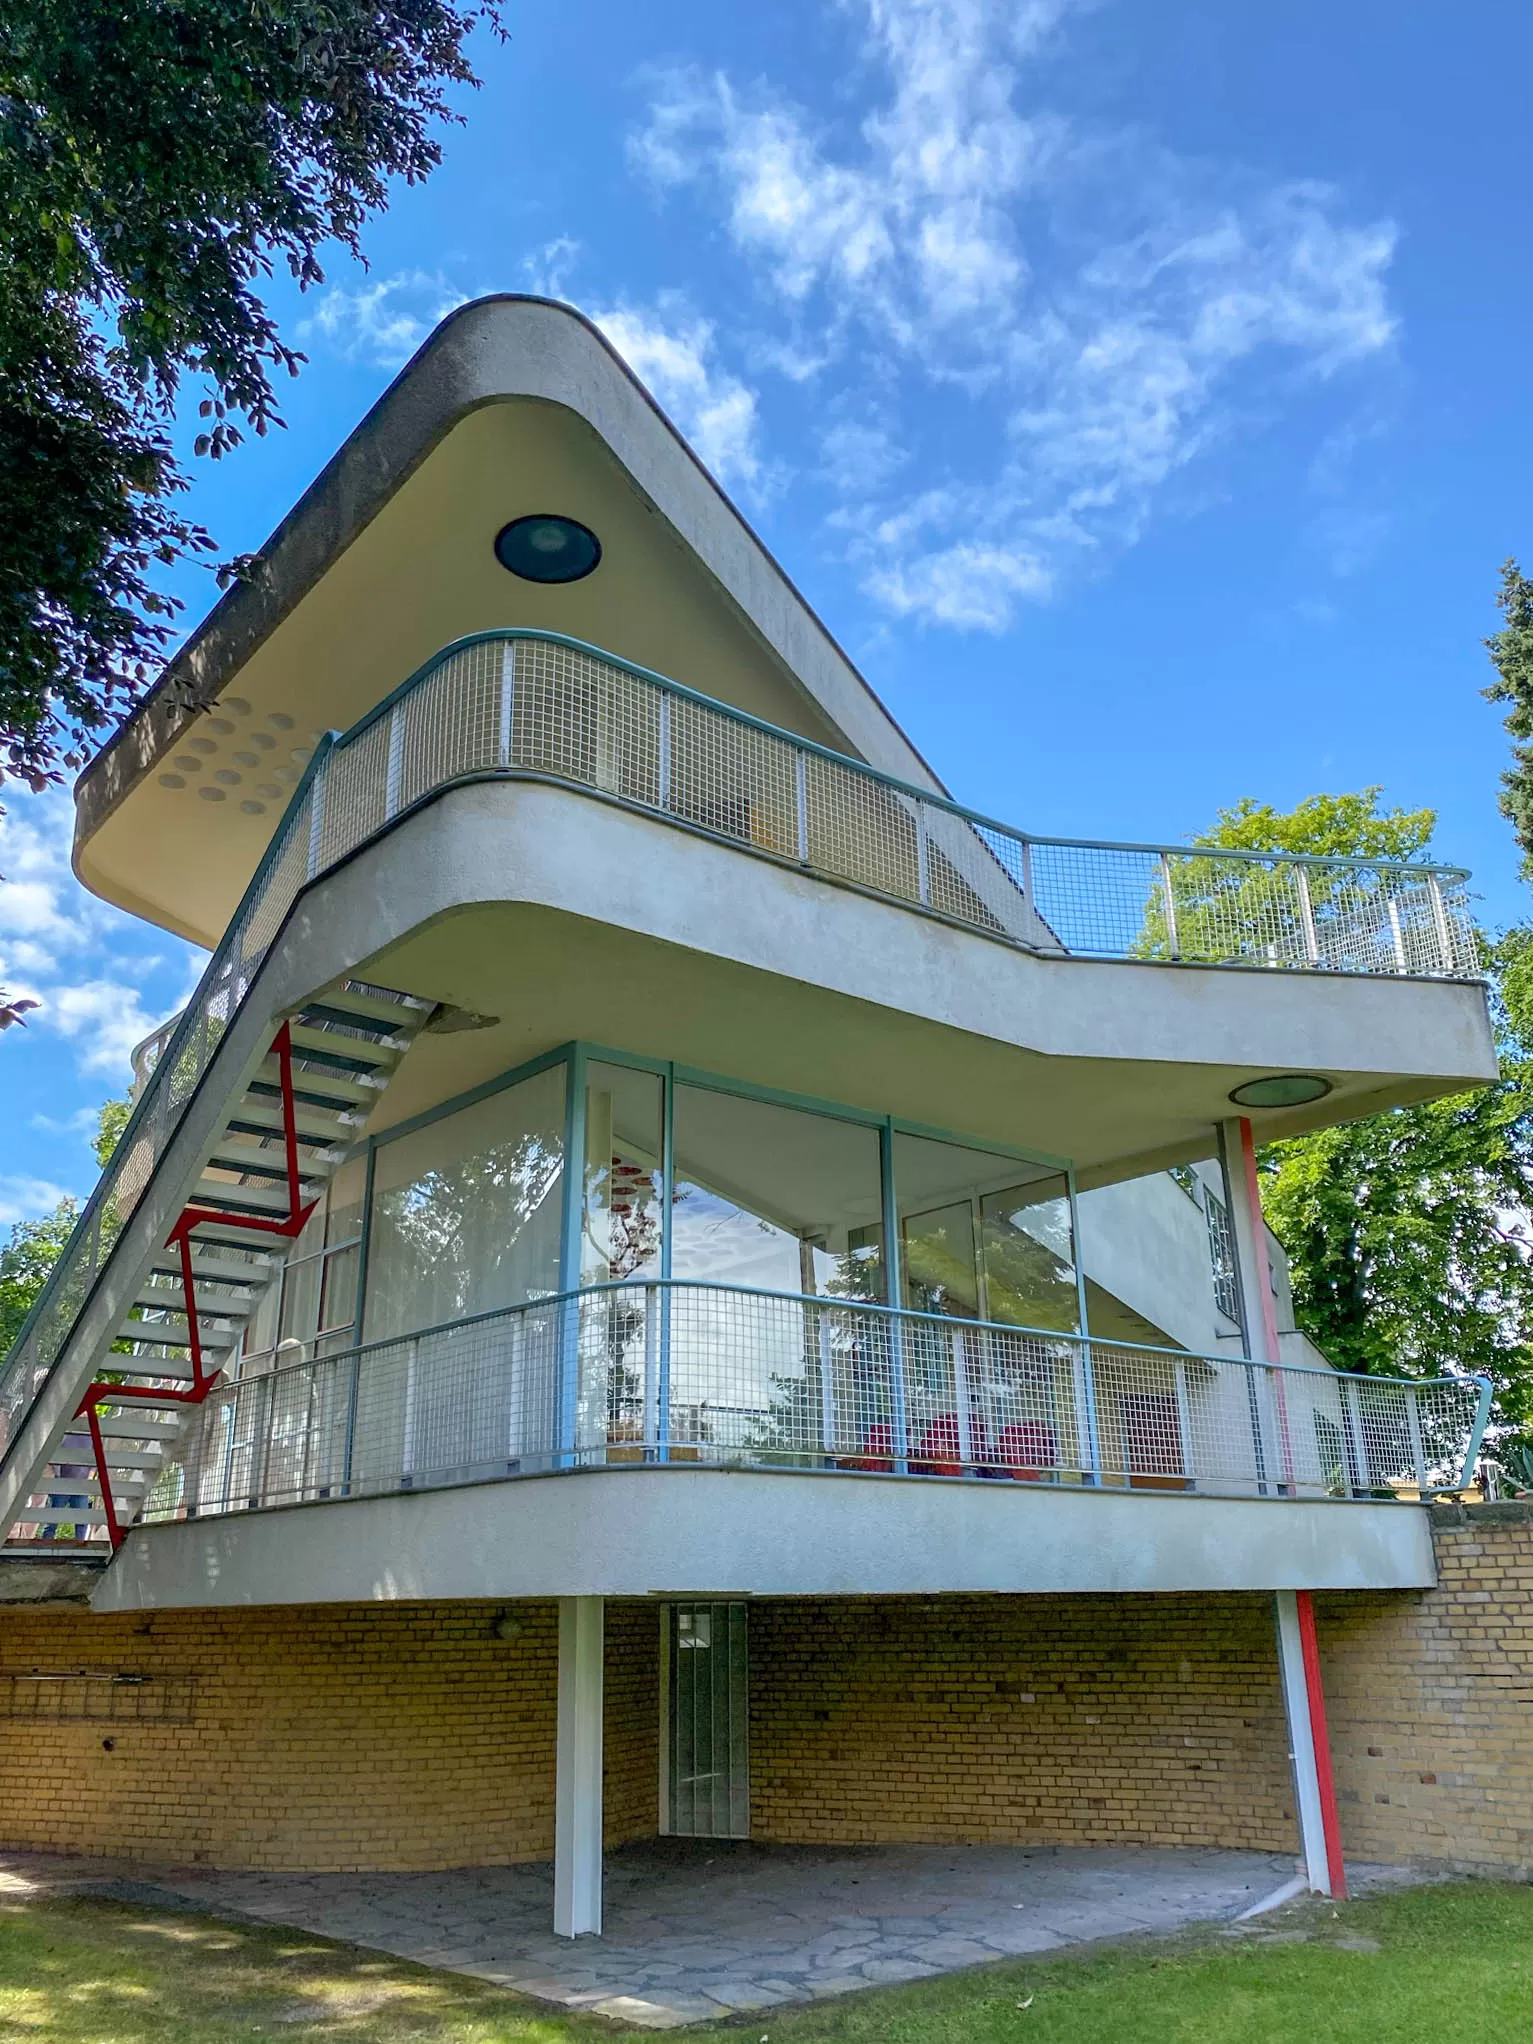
78, 396, 855, 948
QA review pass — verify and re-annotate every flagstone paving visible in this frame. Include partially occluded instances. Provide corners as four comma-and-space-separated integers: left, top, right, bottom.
2, 1840, 1419, 2030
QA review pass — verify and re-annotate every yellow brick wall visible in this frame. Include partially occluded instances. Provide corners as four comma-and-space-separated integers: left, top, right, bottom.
0, 1598, 654, 1871
1318, 1507, 1533, 1877
749, 1594, 1298, 1851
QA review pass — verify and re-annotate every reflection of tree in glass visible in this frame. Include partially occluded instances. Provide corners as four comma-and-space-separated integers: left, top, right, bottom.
377, 1134, 562, 1326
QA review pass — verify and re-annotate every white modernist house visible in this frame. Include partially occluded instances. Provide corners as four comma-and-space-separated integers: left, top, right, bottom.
0, 299, 1497, 1930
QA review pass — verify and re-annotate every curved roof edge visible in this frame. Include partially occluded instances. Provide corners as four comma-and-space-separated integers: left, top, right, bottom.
74, 294, 947, 858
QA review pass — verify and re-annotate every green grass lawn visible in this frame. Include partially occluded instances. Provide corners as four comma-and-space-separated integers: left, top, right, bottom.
1, 1879, 1531, 2042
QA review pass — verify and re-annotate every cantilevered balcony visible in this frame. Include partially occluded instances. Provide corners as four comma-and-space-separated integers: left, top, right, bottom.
142, 1281, 1488, 1522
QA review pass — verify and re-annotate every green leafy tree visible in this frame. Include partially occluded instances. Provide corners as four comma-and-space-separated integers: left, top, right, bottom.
1183, 790, 1533, 1424
1484, 558, 1533, 876
0, 0, 500, 793
0, 1198, 78, 1355
1137, 790, 1440, 969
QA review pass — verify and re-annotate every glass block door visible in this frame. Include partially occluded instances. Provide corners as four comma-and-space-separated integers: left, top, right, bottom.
663, 1602, 750, 1838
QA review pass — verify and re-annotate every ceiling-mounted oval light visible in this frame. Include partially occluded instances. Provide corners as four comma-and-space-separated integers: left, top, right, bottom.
494, 513, 602, 584
1228, 1073, 1333, 1109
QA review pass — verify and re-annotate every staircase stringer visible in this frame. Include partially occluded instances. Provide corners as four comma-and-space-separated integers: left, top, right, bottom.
0, 988, 291, 1544
74, 1021, 319, 1549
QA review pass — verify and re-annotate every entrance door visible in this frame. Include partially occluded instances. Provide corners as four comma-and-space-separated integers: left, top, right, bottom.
662, 1602, 750, 1838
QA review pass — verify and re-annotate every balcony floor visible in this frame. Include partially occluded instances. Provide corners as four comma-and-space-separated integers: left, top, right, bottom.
0, 1841, 1425, 2027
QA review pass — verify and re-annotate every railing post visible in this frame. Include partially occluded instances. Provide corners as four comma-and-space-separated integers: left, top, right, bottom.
385, 704, 404, 819
1159, 852, 1181, 960
1405, 1384, 1429, 1496
889, 1314, 910, 1477
643, 1284, 660, 1459
1427, 873, 1454, 976
658, 690, 673, 814
952, 1324, 975, 1470
402, 1335, 420, 1485
1073, 1336, 1103, 1484
343, 1344, 363, 1496
498, 640, 516, 769
1295, 866, 1321, 967
305, 758, 327, 882
817, 1309, 836, 1464
1341, 1376, 1370, 1496
795, 750, 809, 865
1172, 1355, 1194, 1489
1387, 891, 1408, 974
915, 803, 931, 906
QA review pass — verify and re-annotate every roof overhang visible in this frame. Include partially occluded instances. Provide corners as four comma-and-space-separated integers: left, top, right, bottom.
74, 296, 944, 946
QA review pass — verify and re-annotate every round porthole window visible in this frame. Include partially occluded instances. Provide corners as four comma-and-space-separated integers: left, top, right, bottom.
494, 514, 602, 584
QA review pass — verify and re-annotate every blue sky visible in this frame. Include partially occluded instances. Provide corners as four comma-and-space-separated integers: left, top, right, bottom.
2, 0, 1531, 1220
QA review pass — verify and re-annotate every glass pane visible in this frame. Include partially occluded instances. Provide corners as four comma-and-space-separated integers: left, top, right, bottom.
895, 1133, 1078, 1333
581, 1063, 664, 1286
326, 1157, 366, 1247
980, 1175, 1078, 1332
318, 1242, 359, 1333
278, 1252, 322, 1352
670, 1086, 884, 1300
365, 1064, 566, 1340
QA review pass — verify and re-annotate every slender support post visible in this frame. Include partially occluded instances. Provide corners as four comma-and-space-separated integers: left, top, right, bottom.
1172, 1355, 1194, 1489
1295, 866, 1320, 966
1019, 838, 1036, 933
554, 1596, 605, 1938
1159, 853, 1181, 960
1274, 1588, 1347, 1898
795, 751, 809, 865
915, 804, 931, 906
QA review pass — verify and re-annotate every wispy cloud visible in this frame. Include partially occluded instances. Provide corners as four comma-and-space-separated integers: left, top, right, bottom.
298, 270, 472, 370
0, 793, 192, 1092
592, 304, 764, 488
0, 1176, 75, 1227
632, 0, 1398, 629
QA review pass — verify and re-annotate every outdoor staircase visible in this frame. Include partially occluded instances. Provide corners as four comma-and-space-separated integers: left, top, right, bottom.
5, 982, 433, 1552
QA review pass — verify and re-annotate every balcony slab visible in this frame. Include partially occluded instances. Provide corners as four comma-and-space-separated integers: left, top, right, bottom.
92, 1464, 1436, 1612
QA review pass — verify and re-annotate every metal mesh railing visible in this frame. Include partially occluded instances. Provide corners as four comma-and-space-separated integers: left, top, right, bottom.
142, 1280, 1491, 1522
0, 628, 1483, 1505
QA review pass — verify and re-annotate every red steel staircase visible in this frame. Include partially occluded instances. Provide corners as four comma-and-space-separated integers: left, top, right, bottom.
5, 983, 430, 1551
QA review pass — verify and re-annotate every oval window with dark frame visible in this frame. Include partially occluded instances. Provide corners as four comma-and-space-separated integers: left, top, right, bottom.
494, 514, 602, 584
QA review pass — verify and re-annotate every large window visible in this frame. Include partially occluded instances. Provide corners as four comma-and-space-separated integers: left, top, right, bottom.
364, 1064, 565, 1341
670, 1084, 884, 1300
894, 1132, 1079, 1334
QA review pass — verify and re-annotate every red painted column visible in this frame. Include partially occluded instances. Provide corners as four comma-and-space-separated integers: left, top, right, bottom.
1295, 1589, 1348, 1898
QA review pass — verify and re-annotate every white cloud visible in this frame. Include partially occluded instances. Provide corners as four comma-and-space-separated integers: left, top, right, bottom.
593, 306, 764, 487
632, 0, 1398, 629
0, 792, 194, 1089
522, 236, 582, 299
45, 979, 169, 1081
298, 271, 471, 369
0, 1176, 74, 1227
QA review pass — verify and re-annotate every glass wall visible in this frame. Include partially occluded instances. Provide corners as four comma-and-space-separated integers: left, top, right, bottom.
237, 1156, 367, 1375
894, 1133, 1079, 1333
364, 1063, 565, 1341
670, 1084, 884, 1300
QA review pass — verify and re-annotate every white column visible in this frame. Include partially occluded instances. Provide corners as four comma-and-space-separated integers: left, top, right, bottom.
554, 1595, 604, 1937
1273, 1589, 1334, 1895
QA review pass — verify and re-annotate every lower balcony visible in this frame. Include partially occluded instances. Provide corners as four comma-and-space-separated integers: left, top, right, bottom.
140, 1280, 1483, 1517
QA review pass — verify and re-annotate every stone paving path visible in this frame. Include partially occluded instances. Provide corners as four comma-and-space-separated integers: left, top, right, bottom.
3, 1840, 1400, 2029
